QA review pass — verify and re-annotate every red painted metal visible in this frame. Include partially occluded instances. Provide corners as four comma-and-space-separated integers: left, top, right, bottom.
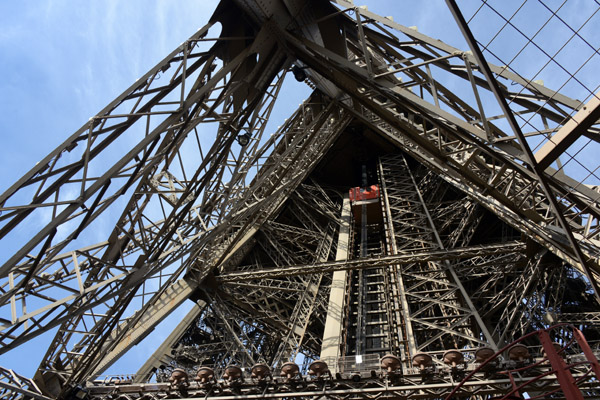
349, 185, 379, 202
445, 324, 598, 399
539, 329, 584, 400
573, 328, 600, 382
507, 373, 523, 399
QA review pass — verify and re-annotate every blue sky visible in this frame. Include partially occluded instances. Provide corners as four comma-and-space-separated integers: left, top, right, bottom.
0, 0, 475, 191
0, 0, 222, 378
0, 0, 457, 379
1, 0, 599, 382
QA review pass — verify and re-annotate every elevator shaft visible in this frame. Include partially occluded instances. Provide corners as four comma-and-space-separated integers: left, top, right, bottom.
341, 154, 496, 371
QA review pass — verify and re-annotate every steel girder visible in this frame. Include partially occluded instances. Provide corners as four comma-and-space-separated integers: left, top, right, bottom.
217, 241, 526, 281
0, 3, 349, 393
0, 366, 50, 400
1, 12, 286, 346
378, 154, 494, 361
280, 1, 600, 279
68, 322, 600, 400
138, 181, 343, 383
0, 0, 599, 398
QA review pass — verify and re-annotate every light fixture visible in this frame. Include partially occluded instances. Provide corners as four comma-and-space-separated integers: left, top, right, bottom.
280, 361, 300, 381
412, 353, 433, 371
291, 64, 307, 82
507, 343, 530, 362
250, 363, 271, 381
169, 368, 189, 387
474, 347, 495, 363
195, 367, 215, 384
381, 354, 401, 374
237, 133, 251, 146
308, 359, 330, 379
223, 365, 243, 381
442, 349, 464, 368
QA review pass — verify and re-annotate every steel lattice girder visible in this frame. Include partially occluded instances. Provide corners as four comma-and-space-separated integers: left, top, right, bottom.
0, 0, 599, 398
276, 15, 600, 274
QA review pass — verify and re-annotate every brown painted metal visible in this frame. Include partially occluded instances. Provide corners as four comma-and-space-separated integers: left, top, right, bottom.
1, 1, 599, 399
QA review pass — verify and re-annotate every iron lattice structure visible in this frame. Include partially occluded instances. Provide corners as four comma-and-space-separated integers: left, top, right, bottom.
1, 0, 600, 399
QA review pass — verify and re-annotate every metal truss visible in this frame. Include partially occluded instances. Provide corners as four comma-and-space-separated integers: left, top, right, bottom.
78, 374, 600, 400
1, 32, 347, 396
378, 154, 494, 362
0, 366, 50, 400
287, 0, 600, 281
69, 325, 600, 400
137, 181, 342, 384
218, 241, 525, 281
558, 313, 600, 326
1, 0, 600, 399
2, 11, 289, 354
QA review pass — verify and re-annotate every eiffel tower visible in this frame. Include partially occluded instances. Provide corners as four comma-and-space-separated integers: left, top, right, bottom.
2, 0, 600, 398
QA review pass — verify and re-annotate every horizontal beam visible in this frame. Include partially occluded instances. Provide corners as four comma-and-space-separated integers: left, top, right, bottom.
218, 241, 525, 282
535, 92, 600, 170
84, 370, 597, 400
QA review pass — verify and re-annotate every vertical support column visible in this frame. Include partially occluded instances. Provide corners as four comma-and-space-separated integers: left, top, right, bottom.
401, 155, 497, 351
320, 195, 352, 372
378, 158, 416, 362
378, 154, 496, 369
